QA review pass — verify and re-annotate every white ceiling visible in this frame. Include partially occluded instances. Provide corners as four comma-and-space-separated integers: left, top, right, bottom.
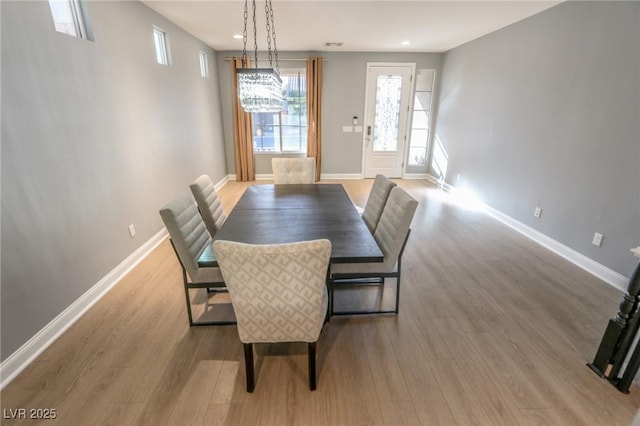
141, 0, 561, 53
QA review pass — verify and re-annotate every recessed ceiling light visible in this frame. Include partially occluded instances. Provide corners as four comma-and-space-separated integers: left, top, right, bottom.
233, 34, 243, 39
401, 40, 410, 46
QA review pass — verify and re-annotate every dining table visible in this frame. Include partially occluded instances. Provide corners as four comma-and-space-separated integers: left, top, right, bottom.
198, 183, 384, 267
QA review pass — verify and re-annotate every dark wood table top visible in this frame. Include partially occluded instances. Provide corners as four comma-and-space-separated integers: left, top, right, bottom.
198, 184, 383, 267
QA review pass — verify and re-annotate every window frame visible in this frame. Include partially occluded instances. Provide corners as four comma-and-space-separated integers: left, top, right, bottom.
252, 68, 308, 154
199, 51, 209, 78
48, 0, 92, 40
407, 69, 435, 167
153, 26, 171, 66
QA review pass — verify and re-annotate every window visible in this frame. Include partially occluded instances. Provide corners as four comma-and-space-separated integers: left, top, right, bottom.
153, 26, 170, 66
408, 69, 435, 166
48, 0, 92, 40
199, 51, 209, 78
252, 70, 307, 153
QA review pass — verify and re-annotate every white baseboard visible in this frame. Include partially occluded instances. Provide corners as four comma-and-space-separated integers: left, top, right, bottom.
425, 173, 451, 189
485, 206, 629, 291
1, 174, 633, 389
404, 173, 430, 180
0, 230, 168, 390
226, 174, 273, 181
226, 173, 364, 181
213, 174, 230, 191
485, 205, 635, 384
255, 174, 273, 181
321, 173, 363, 180
425, 173, 630, 292
0, 176, 234, 389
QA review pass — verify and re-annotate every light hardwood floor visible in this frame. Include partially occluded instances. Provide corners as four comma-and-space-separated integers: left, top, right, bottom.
2, 179, 639, 425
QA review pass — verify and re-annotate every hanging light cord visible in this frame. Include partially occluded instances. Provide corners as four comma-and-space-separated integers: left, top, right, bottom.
265, 2, 273, 68
240, 0, 259, 67
241, 0, 248, 66
252, 0, 258, 66
241, 0, 279, 72
267, 0, 279, 74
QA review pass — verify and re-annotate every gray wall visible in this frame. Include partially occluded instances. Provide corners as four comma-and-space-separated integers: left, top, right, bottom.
216, 51, 442, 176
1, 0, 227, 360
434, 1, 640, 277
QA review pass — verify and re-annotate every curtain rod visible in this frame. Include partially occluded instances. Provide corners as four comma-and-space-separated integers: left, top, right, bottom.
223, 57, 327, 62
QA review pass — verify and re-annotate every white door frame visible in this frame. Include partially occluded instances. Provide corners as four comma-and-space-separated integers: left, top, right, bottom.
361, 62, 416, 179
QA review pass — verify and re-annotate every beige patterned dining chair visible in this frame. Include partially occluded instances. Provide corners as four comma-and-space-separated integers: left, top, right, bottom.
159, 194, 234, 326
213, 239, 331, 392
272, 157, 316, 184
189, 174, 226, 238
331, 187, 418, 315
360, 174, 397, 233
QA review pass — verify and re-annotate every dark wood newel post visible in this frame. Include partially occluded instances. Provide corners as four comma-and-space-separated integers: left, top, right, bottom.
608, 264, 640, 377
588, 249, 640, 393
616, 326, 640, 393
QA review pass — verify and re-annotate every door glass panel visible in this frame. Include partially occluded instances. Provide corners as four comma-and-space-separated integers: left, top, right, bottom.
373, 75, 402, 152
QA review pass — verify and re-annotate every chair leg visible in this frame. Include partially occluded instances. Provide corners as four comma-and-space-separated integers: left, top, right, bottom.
395, 275, 401, 314
172, 246, 194, 326
309, 341, 317, 391
329, 278, 335, 316
243, 343, 255, 393
394, 256, 403, 314
184, 283, 194, 326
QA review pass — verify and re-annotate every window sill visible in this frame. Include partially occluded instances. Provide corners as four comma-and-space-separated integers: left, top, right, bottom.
253, 152, 306, 156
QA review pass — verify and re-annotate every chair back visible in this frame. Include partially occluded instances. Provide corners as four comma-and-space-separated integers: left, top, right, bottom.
159, 194, 211, 281
189, 174, 226, 237
272, 157, 316, 184
373, 187, 418, 272
362, 175, 397, 232
214, 239, 331, 343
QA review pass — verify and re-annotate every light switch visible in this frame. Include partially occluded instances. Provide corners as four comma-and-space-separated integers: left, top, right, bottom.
342, 126, 353, 133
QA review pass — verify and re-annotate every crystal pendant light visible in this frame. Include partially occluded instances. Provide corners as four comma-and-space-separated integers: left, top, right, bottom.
237, 0, 284, 113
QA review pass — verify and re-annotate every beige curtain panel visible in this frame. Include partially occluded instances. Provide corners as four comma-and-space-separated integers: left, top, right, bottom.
231, 57, 255, 182
306, 57, 323, 182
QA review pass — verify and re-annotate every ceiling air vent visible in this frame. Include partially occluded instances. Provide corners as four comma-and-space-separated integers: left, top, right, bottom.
324, 42, 343, 47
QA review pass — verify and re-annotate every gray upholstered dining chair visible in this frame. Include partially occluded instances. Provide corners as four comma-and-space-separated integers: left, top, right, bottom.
331, 186, 418, 315
272, 157, 316, 184
213, 239, 331, 392
360, 174, 397, 233
159, 194, 234, 326
189, 174, 226, 238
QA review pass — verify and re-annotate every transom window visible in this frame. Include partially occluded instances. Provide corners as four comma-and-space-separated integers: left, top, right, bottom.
252, 70, 307, 153
199, 51, 209, 78
48, 0, 92, 40
153, 26, 171, 66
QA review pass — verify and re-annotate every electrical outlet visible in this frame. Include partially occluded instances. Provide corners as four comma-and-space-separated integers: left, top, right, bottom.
534, 207, 542, 218
592, 232, 603, 247
128, 224, 136, 238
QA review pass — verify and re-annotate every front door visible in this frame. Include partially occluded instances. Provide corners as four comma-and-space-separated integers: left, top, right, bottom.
362, 63, 415, 178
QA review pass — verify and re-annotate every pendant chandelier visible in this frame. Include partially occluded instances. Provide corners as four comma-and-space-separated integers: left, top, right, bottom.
237, 0, 284, 113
